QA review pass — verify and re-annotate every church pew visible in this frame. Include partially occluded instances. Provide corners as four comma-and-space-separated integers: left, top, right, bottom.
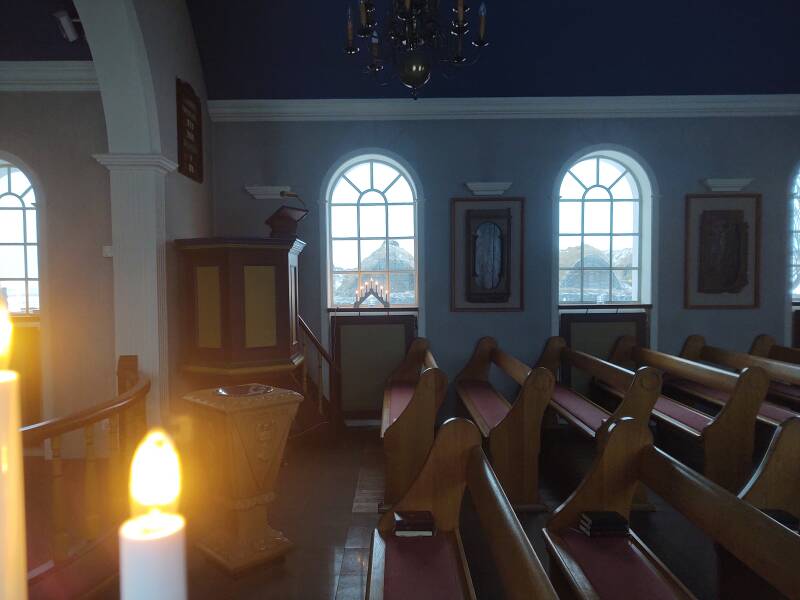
605, 336, 770, 492
534, 336, 662, 442
678, 334, 800, 414
716, 416, 800, 598
750, 333, 800, 365
381, 338, 447, 506
366, 418, 559, 600
544, 417, 800, 600
455, 337, 555, 509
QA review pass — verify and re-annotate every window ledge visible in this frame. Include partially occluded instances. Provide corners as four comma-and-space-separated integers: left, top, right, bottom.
558, 303, 652, 311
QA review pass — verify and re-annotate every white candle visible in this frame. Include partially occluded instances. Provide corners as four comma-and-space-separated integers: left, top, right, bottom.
119, 429, 186, 600
0, 301, 27, 600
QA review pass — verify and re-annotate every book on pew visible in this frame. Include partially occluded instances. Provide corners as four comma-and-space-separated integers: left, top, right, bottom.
393, 511, 436, 537
578, 511, 629, 537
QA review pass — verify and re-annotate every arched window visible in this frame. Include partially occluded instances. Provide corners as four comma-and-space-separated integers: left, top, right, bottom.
791, 170, 800, 300
0, 160, 38, 314
327, 156, 418, 307
557, 152, 651, 304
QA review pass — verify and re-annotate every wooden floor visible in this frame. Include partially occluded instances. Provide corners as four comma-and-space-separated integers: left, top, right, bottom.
26, 422, 724, 599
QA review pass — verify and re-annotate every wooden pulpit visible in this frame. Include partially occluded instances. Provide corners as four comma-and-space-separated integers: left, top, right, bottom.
176, 237, 305, 383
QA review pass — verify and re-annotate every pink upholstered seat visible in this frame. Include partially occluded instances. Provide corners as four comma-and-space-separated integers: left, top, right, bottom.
388, 382, 416, 424
769, 381, 800, 404
667, 378, 798, 425
458, 380, 510, 430
653, 396, 712, 433
384, 534, 467, 600
666, 378, 728, 404
552, 384, 608, 433
559, 529, 680, 600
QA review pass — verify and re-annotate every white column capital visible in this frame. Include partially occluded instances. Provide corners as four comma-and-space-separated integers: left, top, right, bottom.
94, 153, 178, 173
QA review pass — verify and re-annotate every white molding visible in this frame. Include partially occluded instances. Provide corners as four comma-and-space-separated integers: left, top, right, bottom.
0, 61, 98, 92
465, 182, 513, 196
208, 95, 800, 123
702, 178, 754, 192
94, 153, 178, 173
245, 185, 291, 200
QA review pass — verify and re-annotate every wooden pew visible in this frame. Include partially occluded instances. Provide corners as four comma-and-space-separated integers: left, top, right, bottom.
544, 417, 800, 600
535, 336, 662, 443
677, 334, 800, 414
716, 416, 800, 598
382, 338, 447, 506
455, 337, 555, 509
750, 333, 800, 365
366, 418, 558, 600
606, 336, 770, 491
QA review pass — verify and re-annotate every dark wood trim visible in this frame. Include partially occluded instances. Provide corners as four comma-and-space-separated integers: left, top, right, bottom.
450, 197, 525, 312
326, 307, 418, 314
558, 304, 652, 311
684, 192, 761, 309
559, 311, 649, 387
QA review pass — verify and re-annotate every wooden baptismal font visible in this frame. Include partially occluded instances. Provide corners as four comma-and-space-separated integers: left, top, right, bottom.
183, 384, 302, 573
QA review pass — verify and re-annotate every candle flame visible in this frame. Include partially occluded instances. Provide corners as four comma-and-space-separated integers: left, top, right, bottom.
129, 429, 181, 515
0, 299, 11, 369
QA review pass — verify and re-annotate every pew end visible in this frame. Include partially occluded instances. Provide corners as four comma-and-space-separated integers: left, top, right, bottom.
535, 335, 567, 376
381, 338, 448, 508
739, 416, 800, 521
457, 338, 555, 509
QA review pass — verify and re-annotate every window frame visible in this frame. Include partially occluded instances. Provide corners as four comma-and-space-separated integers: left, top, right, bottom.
790, 171, 800, 302
0, 160, 39, 315
557, 151, 651, 306
326, 156, 419, 309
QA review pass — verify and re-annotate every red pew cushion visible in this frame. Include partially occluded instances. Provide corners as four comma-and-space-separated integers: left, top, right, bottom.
384, 534, 467, 600
653, 396, 712, 433
552, 384, 608, 433
458, 380, 510, 430
559, 529, 679, 600
388, 382, 416, 424
668, 379, 798, 424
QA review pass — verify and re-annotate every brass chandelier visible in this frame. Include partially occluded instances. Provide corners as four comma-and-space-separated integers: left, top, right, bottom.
344, 0, 489, 98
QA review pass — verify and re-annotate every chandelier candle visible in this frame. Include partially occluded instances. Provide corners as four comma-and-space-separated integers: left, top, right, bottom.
478, 3, 486, 41
359, 0, 367, 28
346, 5, 354, 46
119, 430, 187, 600
457, 0, 464, 24
0, 301, 27, 600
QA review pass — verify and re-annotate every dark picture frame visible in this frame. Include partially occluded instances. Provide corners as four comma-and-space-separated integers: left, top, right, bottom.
684, 193, 761, 309
176, 78, 204, 183
450, 197, 524, 312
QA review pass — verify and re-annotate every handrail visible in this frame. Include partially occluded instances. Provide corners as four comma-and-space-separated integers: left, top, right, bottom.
298, 315, 333, 366
21, 376, 150, 446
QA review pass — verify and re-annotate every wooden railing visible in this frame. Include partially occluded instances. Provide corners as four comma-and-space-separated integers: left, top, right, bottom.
298, 316, 335, 416
21, 355, 149, 573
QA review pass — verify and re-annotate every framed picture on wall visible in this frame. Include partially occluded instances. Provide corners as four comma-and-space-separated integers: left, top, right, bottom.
684, 193, 761, 309
450, 197, 524, 311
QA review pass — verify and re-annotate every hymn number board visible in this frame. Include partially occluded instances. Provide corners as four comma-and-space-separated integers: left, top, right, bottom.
176, 78, 203, 183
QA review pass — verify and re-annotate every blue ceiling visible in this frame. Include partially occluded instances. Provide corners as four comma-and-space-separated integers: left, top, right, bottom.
0, 1, 91, 61
187, 0, 800, 100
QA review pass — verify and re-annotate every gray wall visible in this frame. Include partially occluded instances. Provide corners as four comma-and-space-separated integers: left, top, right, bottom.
0, 92, 115, 417
211, 116, 800, 380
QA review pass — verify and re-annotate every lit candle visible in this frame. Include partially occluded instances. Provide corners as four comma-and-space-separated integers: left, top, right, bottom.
457, 0, 464, 24
0, 300, 26, 600
479, 2, 486, 40
359, 0, 367, 28
405, 0, 411, 12
346, 5, 354, 46
119, 430, 186, 600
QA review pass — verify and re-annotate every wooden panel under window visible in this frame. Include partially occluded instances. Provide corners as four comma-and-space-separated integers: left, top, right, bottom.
10, 318, 41, 426
559, 311, 649, 394
332, 314, 416, 419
